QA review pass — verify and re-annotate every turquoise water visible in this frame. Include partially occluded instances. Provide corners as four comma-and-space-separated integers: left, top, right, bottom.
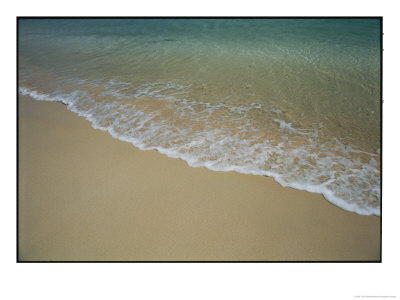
18, 18, 381, 215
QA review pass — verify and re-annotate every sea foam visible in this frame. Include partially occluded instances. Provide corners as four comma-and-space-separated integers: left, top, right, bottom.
19, 82, 381, 216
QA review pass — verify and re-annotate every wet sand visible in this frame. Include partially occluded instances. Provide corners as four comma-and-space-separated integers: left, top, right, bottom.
18, 95, 380, 261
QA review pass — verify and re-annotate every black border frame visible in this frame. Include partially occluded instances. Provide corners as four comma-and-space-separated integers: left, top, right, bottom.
16, 16, 383, 263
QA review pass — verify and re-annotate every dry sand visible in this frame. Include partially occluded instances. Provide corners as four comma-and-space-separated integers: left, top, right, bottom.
18, 95, 380, 261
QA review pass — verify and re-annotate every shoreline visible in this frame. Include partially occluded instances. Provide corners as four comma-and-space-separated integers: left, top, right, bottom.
18, 95, 380, 261
18, 86, 381, 217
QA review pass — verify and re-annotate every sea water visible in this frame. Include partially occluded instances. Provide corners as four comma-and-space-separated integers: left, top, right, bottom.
18, 18, 381, 215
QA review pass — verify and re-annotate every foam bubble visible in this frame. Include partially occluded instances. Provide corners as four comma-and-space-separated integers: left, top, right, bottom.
19, 82, 381, 216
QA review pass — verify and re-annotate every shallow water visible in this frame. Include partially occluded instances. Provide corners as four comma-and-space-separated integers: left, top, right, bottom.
18, 18, 381, 215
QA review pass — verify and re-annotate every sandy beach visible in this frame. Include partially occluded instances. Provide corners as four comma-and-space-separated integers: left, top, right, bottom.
18, 95, 380, 261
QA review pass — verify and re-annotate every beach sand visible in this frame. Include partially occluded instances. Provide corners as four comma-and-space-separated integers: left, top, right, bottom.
18, 95, 380, 261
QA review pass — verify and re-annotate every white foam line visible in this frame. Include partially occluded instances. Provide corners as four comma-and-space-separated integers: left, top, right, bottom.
19, 85, 381, 216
